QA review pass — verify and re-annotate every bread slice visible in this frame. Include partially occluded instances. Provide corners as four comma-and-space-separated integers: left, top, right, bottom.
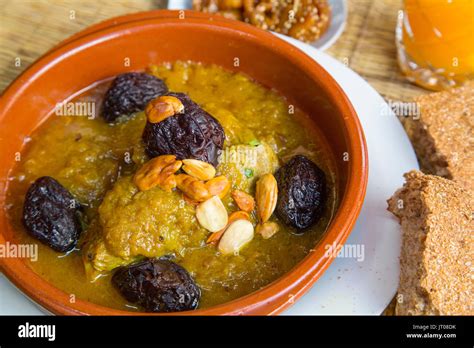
401, 82, 474, 192
387, 171, 473, 315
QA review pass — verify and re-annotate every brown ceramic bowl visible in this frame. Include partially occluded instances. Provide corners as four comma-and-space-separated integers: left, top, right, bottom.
0, 11, 368, 315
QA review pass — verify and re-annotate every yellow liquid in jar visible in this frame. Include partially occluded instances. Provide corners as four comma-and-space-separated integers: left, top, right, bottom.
398, 0, 474, 89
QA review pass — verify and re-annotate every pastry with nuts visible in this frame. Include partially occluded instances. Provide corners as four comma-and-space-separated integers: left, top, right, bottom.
192, 0, 331, 43
193, 0, 244, 20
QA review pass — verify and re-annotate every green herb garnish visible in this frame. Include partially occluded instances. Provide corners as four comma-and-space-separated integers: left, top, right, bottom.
248, 139, 260, 147
244, 168, 254, 178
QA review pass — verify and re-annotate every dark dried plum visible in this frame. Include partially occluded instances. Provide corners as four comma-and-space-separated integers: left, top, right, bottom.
274, 155, 327, 230
22, 176, 83, 252
112, 258, 200, 313
102, 72, 168, 123
142, 92, 225, 166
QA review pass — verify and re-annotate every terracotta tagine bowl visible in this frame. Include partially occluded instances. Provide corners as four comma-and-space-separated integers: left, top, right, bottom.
0, 10, 368, 315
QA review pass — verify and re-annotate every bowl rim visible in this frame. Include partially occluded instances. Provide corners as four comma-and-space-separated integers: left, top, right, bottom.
0, 10, 368, 316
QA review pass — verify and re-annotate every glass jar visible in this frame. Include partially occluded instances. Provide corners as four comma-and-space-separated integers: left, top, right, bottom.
396, 0, 474, 91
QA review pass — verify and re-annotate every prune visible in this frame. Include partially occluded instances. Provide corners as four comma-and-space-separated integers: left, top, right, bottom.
112, 258, 200, 313
274, 155, 327, 230
22, 176, 83, 252
142, 92, 225, 166
102, 72, 168, 123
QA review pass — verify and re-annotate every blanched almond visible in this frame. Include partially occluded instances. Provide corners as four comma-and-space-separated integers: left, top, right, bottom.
206, 176, 230, 199
196, 196, 228, 232
231, 190, 255, 212
133, 155, 177, 191
161, 160, 183, 176
176, 174, 210, 202
255, 173, 278, 223
183, 194, 200, 206
256, 221, 279, 239
159, 173, 178, 192
158, 160, 182, 192
146, 95, 184, 123
206, 210, 250, 245
182, 159, 216, 181
218, 219, 254, 255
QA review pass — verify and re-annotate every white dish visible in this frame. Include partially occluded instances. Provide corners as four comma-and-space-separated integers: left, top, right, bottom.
167, 0, 347, 51
0, 35, 418, 315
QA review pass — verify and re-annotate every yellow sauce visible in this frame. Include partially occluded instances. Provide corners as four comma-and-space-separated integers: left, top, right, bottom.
6, 61, 337, 310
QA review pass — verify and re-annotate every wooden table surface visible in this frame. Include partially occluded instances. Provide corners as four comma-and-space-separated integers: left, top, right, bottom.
0, 0, 428, 102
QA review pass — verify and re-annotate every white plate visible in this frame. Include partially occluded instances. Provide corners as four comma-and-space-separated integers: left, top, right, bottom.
0, 35, 418, 316
167, 0, 347, 51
